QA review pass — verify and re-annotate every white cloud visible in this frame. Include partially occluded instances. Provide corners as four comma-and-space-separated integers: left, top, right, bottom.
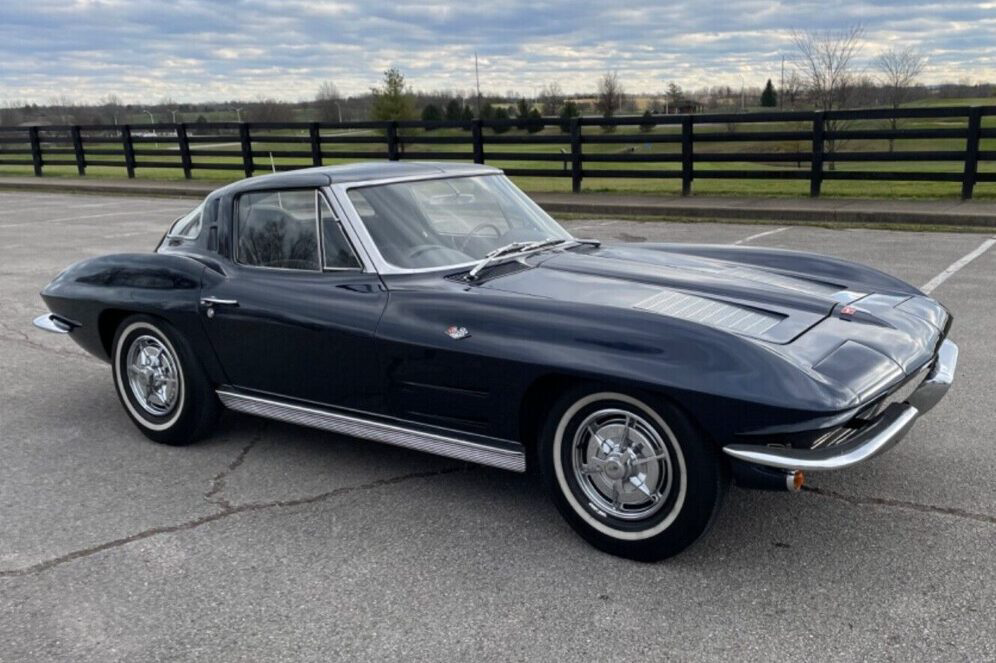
0, 0, 992, 103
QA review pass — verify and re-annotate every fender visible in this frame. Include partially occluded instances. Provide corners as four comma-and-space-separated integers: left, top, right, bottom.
377, 286, 860, 446
39, 253, 226, 383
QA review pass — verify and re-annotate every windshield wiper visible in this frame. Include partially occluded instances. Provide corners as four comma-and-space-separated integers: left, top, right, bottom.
466, 238, 570, 281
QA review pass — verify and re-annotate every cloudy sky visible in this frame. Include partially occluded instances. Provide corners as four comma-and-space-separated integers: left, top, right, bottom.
1, 0, 994, 103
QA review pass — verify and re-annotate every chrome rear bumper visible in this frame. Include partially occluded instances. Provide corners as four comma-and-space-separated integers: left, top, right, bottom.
33, 313, 76, 334
723, 339, 958, 472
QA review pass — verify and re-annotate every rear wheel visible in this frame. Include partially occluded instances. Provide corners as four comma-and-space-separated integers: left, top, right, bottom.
539, 387, 725, 561
112, 315, 219, 445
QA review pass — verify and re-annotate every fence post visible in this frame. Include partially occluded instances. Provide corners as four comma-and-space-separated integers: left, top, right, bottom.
70, 125, 85, 175
961, 107, 982, 200
809, 112, 824, 197
681, 115, 694, 196
177, 123, 193, 179
570, 117, 583, 194
309, 122, 322, 167
121, 125, 136, 178
471, 119, 484, 164
28, 126, 43, 176
238, 123, 254, 177
386, 122, 399, 161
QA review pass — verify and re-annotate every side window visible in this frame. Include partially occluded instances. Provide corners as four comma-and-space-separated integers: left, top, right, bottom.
320, 196, 361, 270
168, 204, 203, 239
236, 190, 320, 271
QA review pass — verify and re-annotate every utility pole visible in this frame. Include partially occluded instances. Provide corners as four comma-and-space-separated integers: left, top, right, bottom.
474, 51, 482, 117
780, 56, 785, 109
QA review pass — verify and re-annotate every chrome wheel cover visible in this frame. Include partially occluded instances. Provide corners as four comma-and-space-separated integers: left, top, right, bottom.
571, 408, 674, 521
125, 334, 181, 416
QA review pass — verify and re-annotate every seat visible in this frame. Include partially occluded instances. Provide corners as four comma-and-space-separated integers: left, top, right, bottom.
238, 205, 319, 270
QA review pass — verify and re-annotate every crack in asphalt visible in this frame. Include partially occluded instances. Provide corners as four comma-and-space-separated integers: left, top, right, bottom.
0, 466, 466, 579
0, 320, 95, 362
803, 485, 996, 525
204, 427, 266, 510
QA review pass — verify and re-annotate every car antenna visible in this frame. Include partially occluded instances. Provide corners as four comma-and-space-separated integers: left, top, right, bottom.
269, 152, 284, 209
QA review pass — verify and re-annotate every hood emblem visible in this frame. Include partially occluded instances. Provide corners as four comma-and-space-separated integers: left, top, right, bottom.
840, 305, 857, 317
446, 325, 470, 340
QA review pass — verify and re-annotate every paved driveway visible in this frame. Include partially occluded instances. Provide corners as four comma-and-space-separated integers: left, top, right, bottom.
1, 191, 994, 661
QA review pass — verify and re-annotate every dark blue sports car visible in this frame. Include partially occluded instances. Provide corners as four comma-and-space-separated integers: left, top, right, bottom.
34, 163, 957, 560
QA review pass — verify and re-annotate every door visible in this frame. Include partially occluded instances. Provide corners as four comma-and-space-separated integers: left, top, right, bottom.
200, 188, 387, 411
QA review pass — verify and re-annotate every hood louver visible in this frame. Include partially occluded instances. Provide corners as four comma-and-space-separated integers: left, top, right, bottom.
634, 289, 784, 337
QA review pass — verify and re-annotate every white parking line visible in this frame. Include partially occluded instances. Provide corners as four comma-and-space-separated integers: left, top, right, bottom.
0, 207, 189, 228
0, 200, 122, 214
732, 226, 790, 245
921, 237, 996, 294
570, 220, 620, 233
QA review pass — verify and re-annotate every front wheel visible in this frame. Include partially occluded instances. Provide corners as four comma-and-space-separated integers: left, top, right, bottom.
539, 388, 725, 561
112, 314, 219, 445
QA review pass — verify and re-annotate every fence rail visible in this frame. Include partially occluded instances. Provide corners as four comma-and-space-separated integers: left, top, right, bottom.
1, 105, 994, 198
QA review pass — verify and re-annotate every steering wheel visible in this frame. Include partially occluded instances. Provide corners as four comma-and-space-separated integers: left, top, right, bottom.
457, 222, 503, 253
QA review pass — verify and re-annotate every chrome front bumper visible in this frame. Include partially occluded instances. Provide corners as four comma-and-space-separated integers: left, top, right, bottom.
723, 339, 958, 472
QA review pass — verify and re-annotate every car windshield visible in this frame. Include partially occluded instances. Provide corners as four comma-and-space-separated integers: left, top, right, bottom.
345, 174, 573, 269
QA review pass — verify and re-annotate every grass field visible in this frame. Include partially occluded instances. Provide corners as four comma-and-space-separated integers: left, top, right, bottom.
2, 103, 994, 200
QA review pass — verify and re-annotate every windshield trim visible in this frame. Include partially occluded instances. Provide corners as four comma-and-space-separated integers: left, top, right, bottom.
328, 172, 576, 276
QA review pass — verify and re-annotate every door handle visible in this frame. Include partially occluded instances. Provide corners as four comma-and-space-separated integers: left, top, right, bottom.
201, 297, 239, 317
201, 297, 239, 307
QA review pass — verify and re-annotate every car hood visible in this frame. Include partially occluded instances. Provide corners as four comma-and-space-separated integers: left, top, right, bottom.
480, 244, 948, 404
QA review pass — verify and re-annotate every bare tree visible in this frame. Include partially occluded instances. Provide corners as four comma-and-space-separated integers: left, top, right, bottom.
0, 100, 24, 127
538, 82, 563, 116
781, 72, 804, 109
596, 71, 625, 131
877, 46, 925, 151
316, 81, 343, 123
792, 25, 865, 168
248, 97, 293, 123
792, 25, 864, 110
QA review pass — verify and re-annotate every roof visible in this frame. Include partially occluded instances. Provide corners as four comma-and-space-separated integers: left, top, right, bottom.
210, 161, 500, 197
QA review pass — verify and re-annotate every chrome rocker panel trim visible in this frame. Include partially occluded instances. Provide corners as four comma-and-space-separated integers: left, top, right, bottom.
33, 313, 75, 334
723, 339, 958, 472
216, 389, 526, 473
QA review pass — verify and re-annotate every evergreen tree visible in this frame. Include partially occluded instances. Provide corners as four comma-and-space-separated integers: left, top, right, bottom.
420, 103, 442, 130
370, 68, 415, 123
639, 109, 656, 132
480, 103, 496, 121
493, 106, 510, 134
526, 108, 543, 134
515, 98, 530, 130
559, 100, 580, 133
444, 98, 463, 121
760, 79, 778, 107
666, 82, 683, 107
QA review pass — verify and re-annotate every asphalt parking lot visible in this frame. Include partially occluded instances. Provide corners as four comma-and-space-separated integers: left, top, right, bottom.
1, 190, 994, 661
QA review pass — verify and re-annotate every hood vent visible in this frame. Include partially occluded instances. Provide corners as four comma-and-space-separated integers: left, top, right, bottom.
635, 289, 784, 337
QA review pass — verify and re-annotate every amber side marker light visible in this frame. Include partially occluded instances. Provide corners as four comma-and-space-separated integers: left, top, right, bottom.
790, 471, 805, 492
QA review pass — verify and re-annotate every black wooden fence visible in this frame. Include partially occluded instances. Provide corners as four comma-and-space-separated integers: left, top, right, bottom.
1, 105, 993, 198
